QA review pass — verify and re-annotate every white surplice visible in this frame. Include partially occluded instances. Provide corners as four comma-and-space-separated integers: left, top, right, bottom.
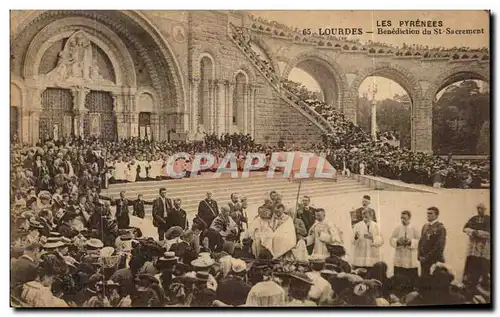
306, 218, 344, 260
390, 224, 420, 269
351, 220, 383, 267
113, 161, 128, 181
137, 160, 149, 179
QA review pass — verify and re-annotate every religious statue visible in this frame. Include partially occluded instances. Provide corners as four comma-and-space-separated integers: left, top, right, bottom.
44, 30, 114, 86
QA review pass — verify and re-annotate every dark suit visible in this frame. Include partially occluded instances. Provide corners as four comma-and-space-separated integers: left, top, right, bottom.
166, 207, 188, 230
131, 199, 153, 219
418, 221, 446, 277
350, 206, 377, 227
216, 276, 252, 306
197, 199, 219, 228
297, 205, 317, 232
152, 197, 173, 240
112, 198, 132, 229
11, 255, 38, 296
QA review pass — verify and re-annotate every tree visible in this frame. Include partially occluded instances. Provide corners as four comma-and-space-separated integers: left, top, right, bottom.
376, 96, 411, 148
432, 80, 490, 154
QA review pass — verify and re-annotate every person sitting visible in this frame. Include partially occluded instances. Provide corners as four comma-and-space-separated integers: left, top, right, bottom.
20, 254, 68, 307
210, 206, 238, 242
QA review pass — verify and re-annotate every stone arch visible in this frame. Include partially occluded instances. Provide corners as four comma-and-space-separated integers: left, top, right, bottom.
425, 65, 490, 103
23, 18, 134, 88
345, 63, 424, 151
193, 49, 220, 80
348, 63, 422, 106
10, 78, 26, 108
426, 65, 490, 155
281, 50, 348, 109
232, 65, 256, 84
232, 70, 250, 131
135, 86, 159, 113
12, 10, 185, 116
197, 53, 217, 80
197, 54, 216, 128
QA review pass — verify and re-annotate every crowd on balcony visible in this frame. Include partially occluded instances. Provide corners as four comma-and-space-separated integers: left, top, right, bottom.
246, 15, 489, 57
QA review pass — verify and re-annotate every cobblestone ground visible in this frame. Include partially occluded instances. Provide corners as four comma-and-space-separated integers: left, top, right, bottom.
131, 189, 490, 282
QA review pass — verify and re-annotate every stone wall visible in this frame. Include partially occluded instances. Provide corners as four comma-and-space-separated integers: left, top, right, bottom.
188, 11, 324, 146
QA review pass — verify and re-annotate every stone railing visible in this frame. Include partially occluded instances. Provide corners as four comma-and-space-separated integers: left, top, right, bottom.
228, 23, 334, 134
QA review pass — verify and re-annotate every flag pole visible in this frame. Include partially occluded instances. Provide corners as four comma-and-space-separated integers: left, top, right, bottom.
294, 177, 302, 213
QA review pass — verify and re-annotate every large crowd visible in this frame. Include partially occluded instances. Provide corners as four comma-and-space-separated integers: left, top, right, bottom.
231, 24, 490, 190
10, 130, 491, 307
9, 29, 490, 306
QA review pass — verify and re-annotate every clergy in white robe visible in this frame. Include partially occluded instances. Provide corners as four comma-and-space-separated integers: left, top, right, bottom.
305, 208, 344, 260
126, 160, 138, 183
389, 210, 420, 279
114, 159, 128, 181
351, 209, 383, 268
136, 158, 149, 179
148, 157, 162, 179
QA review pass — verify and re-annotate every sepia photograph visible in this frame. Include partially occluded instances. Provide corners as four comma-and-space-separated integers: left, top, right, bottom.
9, 9, 491, 308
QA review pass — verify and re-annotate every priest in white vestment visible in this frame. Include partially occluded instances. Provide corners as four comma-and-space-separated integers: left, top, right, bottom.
148, 156, 162, 179
136, 156, 149, 180
127, 159, 138, 183
113, 157, 128, 182
390, 210, 420, 279
305, 208, 344, 260
351, 209, 383, 268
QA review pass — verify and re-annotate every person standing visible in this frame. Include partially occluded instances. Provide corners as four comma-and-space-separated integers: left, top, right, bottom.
462, 203, 490, 288
131, 194, 153, 219
166, 198, 188, 230
390, 210, 420, 280
152, 188, 173, 241
296, 196, 316, 233
305, 208, 344, 260
418, 206, 446, 278
350, 195, 377, 227
352, 209, 383, 269
197, 192, 219, 228
110, 191, 133, 229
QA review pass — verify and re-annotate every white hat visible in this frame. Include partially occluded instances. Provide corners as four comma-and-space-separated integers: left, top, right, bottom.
100, 246, 115, 258
231, 258, 247, 273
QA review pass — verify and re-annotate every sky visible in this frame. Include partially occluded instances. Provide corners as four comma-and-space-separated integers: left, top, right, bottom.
263, 11, 490, 100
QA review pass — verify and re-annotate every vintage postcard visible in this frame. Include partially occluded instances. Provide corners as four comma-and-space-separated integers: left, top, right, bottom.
10, 10, 490, 308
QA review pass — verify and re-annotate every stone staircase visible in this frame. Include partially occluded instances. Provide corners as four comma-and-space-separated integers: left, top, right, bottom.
227, 23, 334, 134
101, 172, 370, 216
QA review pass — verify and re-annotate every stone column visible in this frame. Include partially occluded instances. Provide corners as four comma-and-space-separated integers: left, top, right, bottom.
205, 80, 212, 133
413, 99, 432, 153
371, 101, 377, 140
226, 81, 235, 134
215, 80, 225, 135
20, 107, 30, 144
29, 109, 42, 144
26, 87, 42, 144
150, 112, 160, 141
190, 78, 200, 133
242, 83, 249, 134
71, 87, 90, 137
250, 85, 258, 138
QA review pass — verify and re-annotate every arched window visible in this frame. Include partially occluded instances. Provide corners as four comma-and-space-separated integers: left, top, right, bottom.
199, 56, 213, 126
233, 73, 247, 129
